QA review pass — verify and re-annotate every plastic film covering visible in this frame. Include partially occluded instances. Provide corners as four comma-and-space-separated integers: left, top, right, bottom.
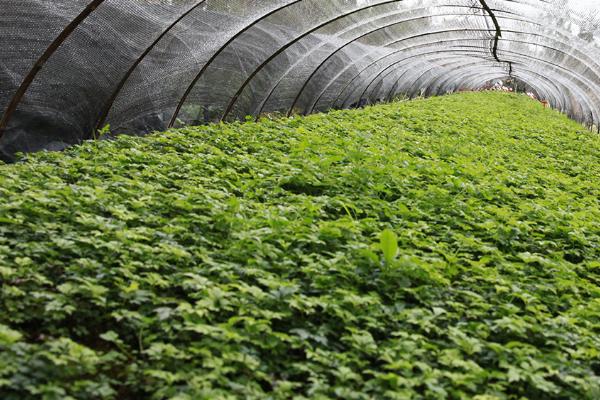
1, 0, 599, 161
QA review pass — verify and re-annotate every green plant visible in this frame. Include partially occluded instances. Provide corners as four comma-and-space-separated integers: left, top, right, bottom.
379, 229, 398, 266
0, 92, 599, 399
94, 123, 111, 140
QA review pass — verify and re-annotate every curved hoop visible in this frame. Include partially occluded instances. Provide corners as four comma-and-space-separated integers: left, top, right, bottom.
94, 0, 209, 135
333, 29, 600, 111
365, 48, 600, 123
218, 0, 404, 122
0, 0, 105, 138
284, 8, 509, 117
168, 0, 305, 128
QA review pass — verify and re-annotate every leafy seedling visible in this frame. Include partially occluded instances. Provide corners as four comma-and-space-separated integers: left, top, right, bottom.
95, 124, 111, 140
380, 229, 399, 266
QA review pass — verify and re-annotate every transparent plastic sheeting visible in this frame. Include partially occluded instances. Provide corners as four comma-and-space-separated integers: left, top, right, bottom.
1, 0, 599, 160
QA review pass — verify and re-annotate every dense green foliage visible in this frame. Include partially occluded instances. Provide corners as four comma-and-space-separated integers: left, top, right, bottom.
1, 92, 599, 399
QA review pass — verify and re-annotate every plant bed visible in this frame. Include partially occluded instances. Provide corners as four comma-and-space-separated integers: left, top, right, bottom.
1, 92, 599, 399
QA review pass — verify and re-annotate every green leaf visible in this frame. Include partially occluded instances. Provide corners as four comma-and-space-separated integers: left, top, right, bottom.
380, 229, 399, 265
99, 331, 120, 343
0, 92, 598, 399
0, 324, 22, 344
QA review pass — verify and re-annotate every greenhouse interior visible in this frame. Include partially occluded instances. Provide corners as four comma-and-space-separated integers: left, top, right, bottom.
0, 0, 599, 399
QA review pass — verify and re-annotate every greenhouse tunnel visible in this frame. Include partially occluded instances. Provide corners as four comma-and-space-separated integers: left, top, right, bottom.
1, 0, 599, 162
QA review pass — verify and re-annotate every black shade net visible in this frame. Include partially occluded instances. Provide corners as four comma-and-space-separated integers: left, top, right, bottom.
1, 0, 599, 161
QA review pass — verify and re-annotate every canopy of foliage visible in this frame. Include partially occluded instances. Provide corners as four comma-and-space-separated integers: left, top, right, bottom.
0, 92, 599, 399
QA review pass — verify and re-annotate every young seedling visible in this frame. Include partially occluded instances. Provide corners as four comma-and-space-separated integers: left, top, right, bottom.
380, 229, 398, 267
95, 124, 111, 140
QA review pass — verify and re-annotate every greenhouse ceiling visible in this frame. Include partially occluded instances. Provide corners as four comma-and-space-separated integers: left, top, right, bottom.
1, 0, 599, 160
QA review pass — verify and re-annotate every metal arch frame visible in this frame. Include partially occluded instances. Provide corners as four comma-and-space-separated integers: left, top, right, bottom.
394, 37, 600, 107
382, 57, 501, 99
383, 59, 448, 102
381, 61, 569, 117
424, 60, 549, 100
341, 47, 505, 109
309, 28, 537, 114
507, 66, 596, 119
0, 0, 105, 138
390, 44, 591, 108
167, 0, 306, 128
94, 0, 209, 135
430, 63, 581, 115
280, 1, 560, 113
437, 68, 566, 110
313, 13, 600, 114
431, 39, 600, 100
276, 3, 576, 116
363, 52, 498, 102
433, 69, 561, 107
307, 32, 501, 114
293, 30, 501, 114
382, 51, 503, 102
504, 27, 600, 70
432, 68, 574, 118
506, 62, 600, 122
375, 50, 599, 123
515, 66, 593, 120
384, 52, 506, 98
412, 64, 510, 98
453, 44, 600, 113
353, 22, 600, 109
365, 48, 510, 102
359, 47, 600, 118
1, 0, 597, 145
495, 41, 600, 85
384, 58, 560, 106
488, 47, 600, 116
413, 36, 600, 100
282, 9, 534, 118
353, 52, 554, 110
399, 59, 566, 109
249, 1, 528, 119
501, 20, 600, 75
332, 30, 600, 112
249, 4, 508, 119
342, 35, 600, 109
218, 0, 408, 122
